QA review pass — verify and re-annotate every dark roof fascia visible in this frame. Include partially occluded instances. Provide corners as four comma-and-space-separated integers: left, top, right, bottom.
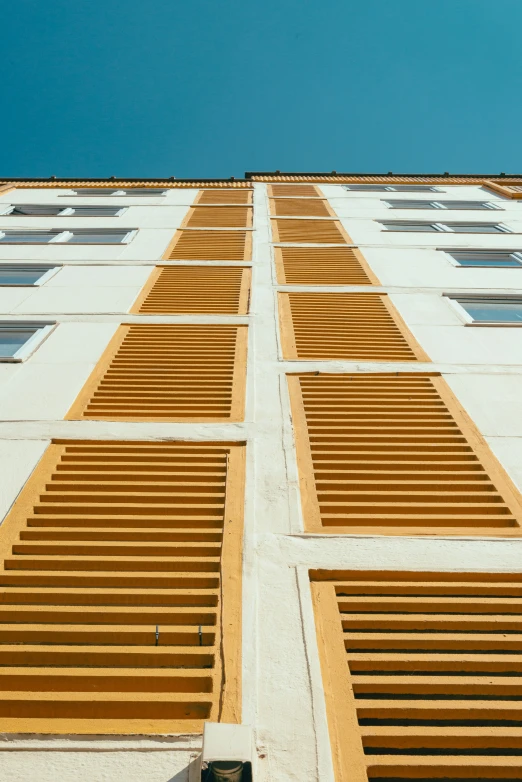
0, 177, 249, 184
244, 171, 520, 179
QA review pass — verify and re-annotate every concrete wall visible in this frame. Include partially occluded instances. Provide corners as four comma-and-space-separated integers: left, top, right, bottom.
2, 183, 522, 782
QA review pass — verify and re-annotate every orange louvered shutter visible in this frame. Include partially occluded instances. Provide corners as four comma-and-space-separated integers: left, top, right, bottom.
279, 293, 421, 360
132, 266, 251, 314
195, 190, 252, 204
311, 569, 522, 782
185, 206, 252, 228
275, 247, 376, 285
268, 184, 321, 197
67, 324, 247, 421
289, 372, 522, 535
271, 218, 349, 243
0, 439, 244, 734
270, 199, 333, 217
165, 230, 250, 260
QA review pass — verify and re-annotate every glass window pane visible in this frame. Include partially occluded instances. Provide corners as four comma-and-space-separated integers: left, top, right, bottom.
0, 329, 35, 356
449, 224, 504, 233
457, 258, 522, 268
67, 232, 127, 244
382, 223, 438, 232
73, 189, 119, 196
0, 270, 44, 284
11, 206, 62, 216
450, 251, 518, 263
392, 185, 439, 192
73, 188, 165, 196
9, 205, 123, 217
0, 232, 55, 243
122, 189, 167, 195
69, 207, 123, 216
385, 201, 437, 209
459, 300, 522, 322
346, 185, 439, 192
345, 185, 389, 191
440, 202, 493, 210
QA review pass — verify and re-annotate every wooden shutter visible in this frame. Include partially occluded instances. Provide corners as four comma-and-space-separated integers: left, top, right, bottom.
131, 266, 251, 314
484, 181, 522, 200
268, 184, 322, 197
270, 199, 334, 217
279, 293, 423, 360
311, 569, 522, 782
164, 230, 251, 261
272, 218, 349, 244
275, 247, 378, 285
184, 206, 252, 228
67, 324, 247, 422
289, 372, 522, 535
0, 439, 244, 734
195, 190, 253, 204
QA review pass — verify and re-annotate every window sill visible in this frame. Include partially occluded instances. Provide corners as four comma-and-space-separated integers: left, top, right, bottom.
464, 321, 522, 327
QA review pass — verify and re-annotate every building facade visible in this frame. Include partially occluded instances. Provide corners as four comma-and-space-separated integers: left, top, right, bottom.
0, 173, 522, 780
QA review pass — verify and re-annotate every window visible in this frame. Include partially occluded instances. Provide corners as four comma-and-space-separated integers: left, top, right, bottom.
448, 222, 510, 233
290, 373, 519, 534
344, 184, 441, 192
0, 229, 136, 244
0, 264, 58, 285
454, 296, 522, 323
0, 205, 126, 217
384, 199, 500, 210
279, 293, 422, 360
311, 570, 522, 782
0, 438, 244, 734
380, 221, 440, 232
380, 220, 511, 233
67, 324, 247, 421
447, 250, 522, 267
0, 321, 54, 361
70, 188, 168, 196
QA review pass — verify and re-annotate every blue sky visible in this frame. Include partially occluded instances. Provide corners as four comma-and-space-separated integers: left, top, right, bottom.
2, 0, 522, 179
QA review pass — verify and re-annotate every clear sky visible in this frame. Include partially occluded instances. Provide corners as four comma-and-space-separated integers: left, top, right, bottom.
2, 0, 522, 179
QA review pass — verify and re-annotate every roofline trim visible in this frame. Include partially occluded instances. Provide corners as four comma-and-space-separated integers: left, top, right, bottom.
245, 171, 521, 178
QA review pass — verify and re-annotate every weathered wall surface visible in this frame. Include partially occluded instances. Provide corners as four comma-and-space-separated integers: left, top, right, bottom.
1, 183, 522, 780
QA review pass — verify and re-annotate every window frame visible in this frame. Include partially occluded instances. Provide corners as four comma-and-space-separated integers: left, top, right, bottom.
68, 188, 168, 197
383, 200, 502, 211
344, 184, 442, 193
380, 220, 512, 233
0, 321, 56, 361
0, 205, 127, 217
0, 264, 60, 286
443, 249, 522, 269
0, 229, 137, 244
446, 294, 522, 326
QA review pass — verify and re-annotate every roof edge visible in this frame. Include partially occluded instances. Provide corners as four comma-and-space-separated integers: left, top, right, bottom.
244, 171, 520, 178
0, 177, 249, 184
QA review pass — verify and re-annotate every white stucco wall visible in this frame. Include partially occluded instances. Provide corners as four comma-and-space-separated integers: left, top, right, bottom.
2, 182, 522, 781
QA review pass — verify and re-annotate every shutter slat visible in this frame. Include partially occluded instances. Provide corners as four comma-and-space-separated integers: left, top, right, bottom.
0, 440, 244, 734
67, 325, 247, 421
311, 571, 522, 782
280, 293, 421, 360
272, 218, 349, 243
165, 230, 251, 261
185, 206, 252, 228
270, 199, 333, 217
290, 373, 522, 535
132, 266, 250, 314
275, 247, 376, 285
269, 184, 322, 197
196, 190, 252, 204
